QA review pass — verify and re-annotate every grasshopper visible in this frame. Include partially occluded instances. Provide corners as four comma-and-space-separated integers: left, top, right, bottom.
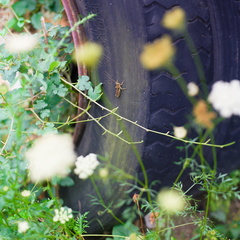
114, 80, 126, 98
105, 72, 126, 98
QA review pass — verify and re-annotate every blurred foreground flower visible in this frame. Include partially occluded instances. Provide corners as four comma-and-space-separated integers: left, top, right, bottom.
140, 35, 175, 70
21, 190, 31, 197
173, 126, 187, 139
18, 221, 29, 233
0, 78, 10, 94
126, 233, 143, 240
157, 188, 186, 213
25, 134, 76, 182
193, 100, 216, 129
5, 34, 38, 53
99, 167, 109, 179
162, 7, 186, 31
74, 41, 103, 67
187, 82, 199, 96
74, 153, 100, 179
208, 80, 240, 118
53, 207, 73, 224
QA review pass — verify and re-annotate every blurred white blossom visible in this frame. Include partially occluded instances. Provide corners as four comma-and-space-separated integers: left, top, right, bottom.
74, 153, 100, 179
5, 34, 38, 53
187, 82, 199, 96
25, 133, 76, 182
18, 221, 29, 233
173, 126, 187, 139
99, 167, 109, 179
125, 233, 143, 240
53, 207, 73, 224
157, 188, 186, 213
3, 186, 9, 191
208, 80, 240, 118
21, 190, 31, 197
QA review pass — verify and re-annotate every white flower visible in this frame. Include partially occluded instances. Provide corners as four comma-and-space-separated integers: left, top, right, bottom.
157, 188, 186, 213
21, 190, 31, 197
5, 34, 38, 53
125, 233, 143, 240
173, 126, 187, 139
208, 80, 240, 118
18, 221, 29, 233
74, 153, 100, 179
3, 186, 9, 191
187, 82, 199, 96
25, 133, 76, 182
53, 207, 73, 224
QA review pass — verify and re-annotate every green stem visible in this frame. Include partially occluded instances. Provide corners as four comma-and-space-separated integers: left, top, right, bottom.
183, 29, 208, 97
167, 63, 196, 105
61, 77, 235, 148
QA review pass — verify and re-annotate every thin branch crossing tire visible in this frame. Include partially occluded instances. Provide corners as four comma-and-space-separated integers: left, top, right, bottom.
60, 0, 240, 234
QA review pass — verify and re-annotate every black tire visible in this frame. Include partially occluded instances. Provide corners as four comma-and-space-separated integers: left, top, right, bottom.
60, 0, 240, 234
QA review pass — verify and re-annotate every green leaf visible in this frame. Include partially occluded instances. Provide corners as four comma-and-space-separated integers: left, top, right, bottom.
31, 12, 43, 29
12, 1, 28, 16
38, 57, 54, 72
0, 109, 9, 121
40, 109, 50, 119
0, 0, 10, 6
34, 100, 48, 110
17, 17, 25, 28
88, 83, 102, 101
25, 0, 37, 11
7, 18, 23, 32
112, 223, 139, 240
49, 61, 60, 72
53, 84, 67, 97
59, 177, 75, 187
64, 43, 74, 53
76, 75, 92, 91
37, 122, 57, 135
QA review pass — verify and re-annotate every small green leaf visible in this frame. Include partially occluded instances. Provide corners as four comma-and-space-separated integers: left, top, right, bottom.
40, 109, 50, 119
36, 73, 47, 90
76, 75, 92, 91
88, 83, 102, 101
53, 84, 67, 97
12, 1, 28, 16
38, 57, 54, 72
49, 61, 60, 72
59, 177, 75, 187
7, 18, 23, 32
17, 17, 25, 28
31, 12, 43, 29
112, 223, 139, 240
0, 109, 9, 121
34, 100, 48, 110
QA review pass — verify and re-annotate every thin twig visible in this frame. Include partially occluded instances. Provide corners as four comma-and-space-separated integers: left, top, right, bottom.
60, 77, 235, 148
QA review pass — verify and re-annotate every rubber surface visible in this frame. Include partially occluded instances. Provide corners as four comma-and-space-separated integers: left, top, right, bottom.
60, 0, 240, 234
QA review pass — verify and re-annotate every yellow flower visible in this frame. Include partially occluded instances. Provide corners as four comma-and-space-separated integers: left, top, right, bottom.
162, 7, 186, 31
193, 100, 216, 129
74, 42, 103, 67
157, 188, 186, 213
140, 35, 175, 70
